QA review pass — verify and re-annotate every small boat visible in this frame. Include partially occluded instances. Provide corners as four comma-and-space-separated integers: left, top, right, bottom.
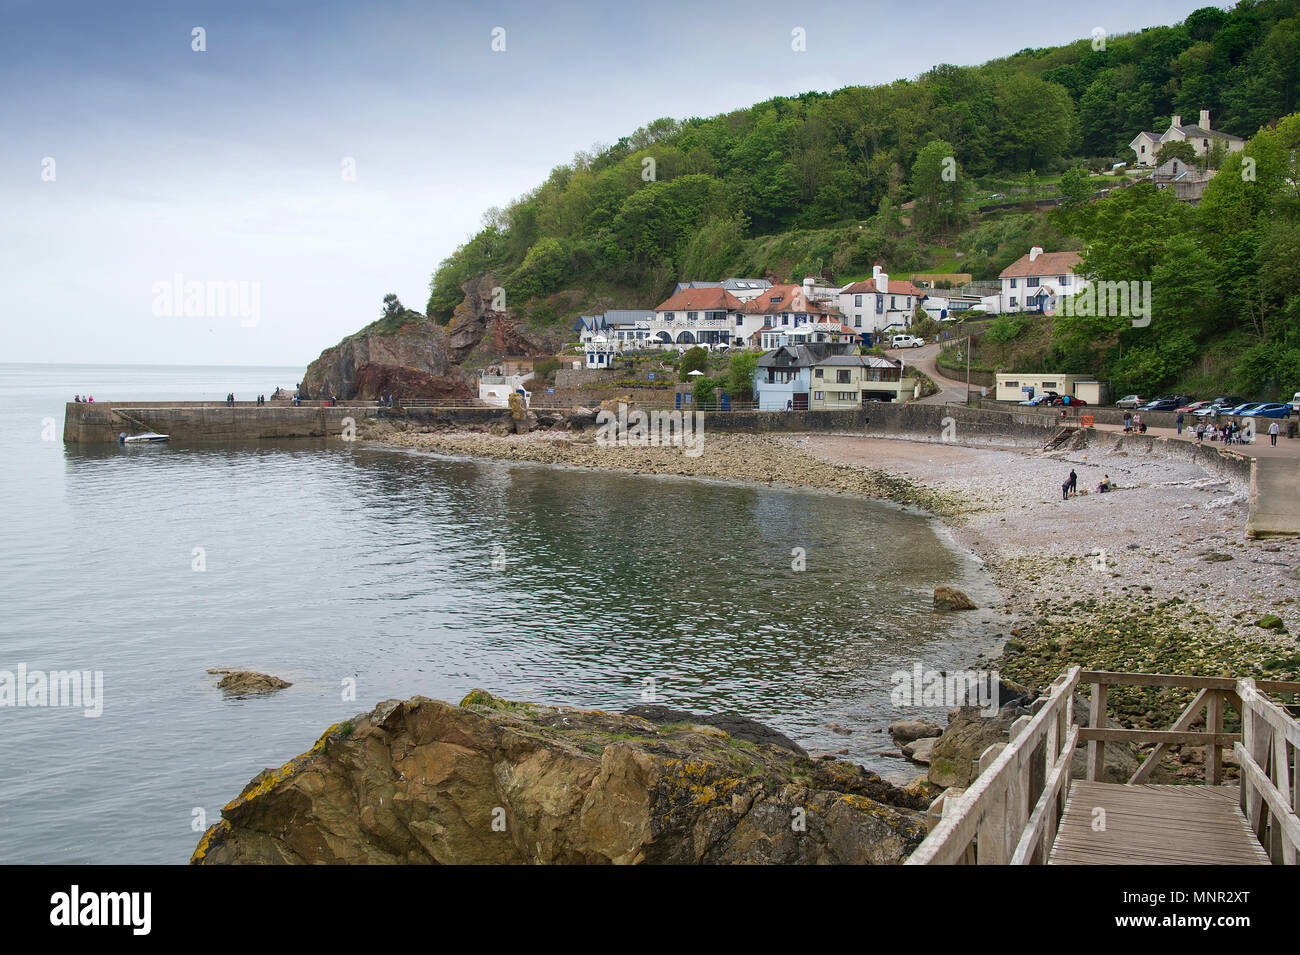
119, 432, 170, 444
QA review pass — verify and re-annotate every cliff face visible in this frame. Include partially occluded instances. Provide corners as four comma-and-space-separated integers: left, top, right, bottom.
300, 315, 464, 400
192, 692, 928, 865
301, 276, 545, 400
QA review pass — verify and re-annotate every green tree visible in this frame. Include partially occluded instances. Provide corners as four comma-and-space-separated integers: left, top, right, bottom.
910, 139, 963, 234
679, 345, 709, 376
725, 351, 759, 401
1155, 140, 1197, 167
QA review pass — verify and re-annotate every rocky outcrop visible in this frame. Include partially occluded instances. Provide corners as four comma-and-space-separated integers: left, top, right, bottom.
933, 586, 977, 611
446, 276, 544, 365
208, 669, 291, 695
192, 692, 929, 865
301, 315, 464, 400
888, 718, 944, 744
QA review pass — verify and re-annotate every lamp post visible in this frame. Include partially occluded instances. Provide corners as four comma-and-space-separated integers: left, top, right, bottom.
965, 334, 972, 405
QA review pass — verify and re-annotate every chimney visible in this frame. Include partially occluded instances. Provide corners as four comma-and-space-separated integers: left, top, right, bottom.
1029, 246, 1043, 262
873, 264, 889, 290
1200, 109, 1210, 130
1171, 114, 1181, 130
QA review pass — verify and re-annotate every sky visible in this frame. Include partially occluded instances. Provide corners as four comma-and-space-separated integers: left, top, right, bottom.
0, 0, 1218, 367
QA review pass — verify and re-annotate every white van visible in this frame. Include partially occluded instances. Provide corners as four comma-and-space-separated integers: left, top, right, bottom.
1291, 392, 1300, 414
890, 334, 925, 348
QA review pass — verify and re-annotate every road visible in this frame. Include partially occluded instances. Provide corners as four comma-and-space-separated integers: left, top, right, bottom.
884, 341, 973, 404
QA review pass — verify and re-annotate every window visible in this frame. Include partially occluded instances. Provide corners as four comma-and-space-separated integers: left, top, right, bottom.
838, 392, 856, 401
814, 391, 824, 401
854, 316, 862, 327
891, 296, 897, 307
1010, 297, 1018, 307
1010, 278, 1017, 288
736, 316, 743, 326
781, 315, 790, 326
814, 368, 824, 378
1005, 381, 1018, 388
875, 298, 883, 314
854, 294, 862, 307
664, 312, 674, 321
837, 370, 851, 384
687, 311, 698, 321
1060, 275, 1070, 285
1042, 381, 1057, 389
1027, 277, 1040, 288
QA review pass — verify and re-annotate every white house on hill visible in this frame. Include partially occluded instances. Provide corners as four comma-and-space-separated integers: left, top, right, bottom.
837, 265, 924, 334
1131, 110, 1245, 167
998, 247, 1085, 314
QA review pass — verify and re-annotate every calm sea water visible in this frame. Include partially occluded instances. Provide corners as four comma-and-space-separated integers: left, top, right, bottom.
0, 363, 1001, 864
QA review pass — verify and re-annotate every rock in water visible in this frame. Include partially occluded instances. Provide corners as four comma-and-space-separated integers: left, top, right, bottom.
933, 586, 977, 611
888, 718, 944, 744
208, 669, 292, 695
192, 691, 928, 865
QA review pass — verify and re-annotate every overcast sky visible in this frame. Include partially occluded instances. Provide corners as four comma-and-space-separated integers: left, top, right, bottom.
1, 0, 1214, 367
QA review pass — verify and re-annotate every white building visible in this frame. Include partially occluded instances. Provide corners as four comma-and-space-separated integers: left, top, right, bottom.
998, 247, 1085, 314
1130, 110, 1245, 167
647, 286, 745, 348
837, 265, 924, 334
739, 281, 843, 347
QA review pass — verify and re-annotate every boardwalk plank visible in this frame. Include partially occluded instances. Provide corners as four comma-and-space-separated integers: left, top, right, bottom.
1049, 781, 1270, 865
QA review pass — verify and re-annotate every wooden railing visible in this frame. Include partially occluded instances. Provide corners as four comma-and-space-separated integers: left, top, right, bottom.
1238, 678, 1300, 864
906, 667, 1080, 865
907, 667, 1300, 865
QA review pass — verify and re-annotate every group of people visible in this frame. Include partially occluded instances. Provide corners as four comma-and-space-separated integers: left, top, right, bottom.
72, 394, 95, 402
1061, 468, 1112, 500
1193, 418, 1280, 445
1121, 412, 1147, 433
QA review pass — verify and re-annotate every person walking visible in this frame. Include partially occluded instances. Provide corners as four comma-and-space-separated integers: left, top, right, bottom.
1176, 411, 1184, 435
1269, 420, 1280, 446
1062, 476, 1071, 501
1196, 421, 1205, 443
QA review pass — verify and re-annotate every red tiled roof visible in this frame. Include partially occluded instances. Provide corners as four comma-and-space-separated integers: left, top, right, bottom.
840, 278, 924, 296
740, 285, 834, 315
999, 251, 1082, 278
653, 288, 744, 312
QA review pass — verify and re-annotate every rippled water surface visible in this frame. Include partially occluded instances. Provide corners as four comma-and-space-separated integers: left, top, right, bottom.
1, 363, 1000, 863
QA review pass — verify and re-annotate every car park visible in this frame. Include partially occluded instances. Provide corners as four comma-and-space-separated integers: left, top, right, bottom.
1239, 403, 1292, 418
1140, 398, 1180, 412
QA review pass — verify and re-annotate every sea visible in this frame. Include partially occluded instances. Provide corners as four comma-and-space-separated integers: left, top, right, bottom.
0, 362, 1002, 863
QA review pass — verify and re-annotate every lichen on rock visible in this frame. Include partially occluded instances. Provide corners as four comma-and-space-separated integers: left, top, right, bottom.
192, 693, 928, 865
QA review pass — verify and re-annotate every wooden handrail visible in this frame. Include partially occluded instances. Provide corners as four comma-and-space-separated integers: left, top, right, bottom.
1237, 678, 1300, 864
906, 667, 1080, 865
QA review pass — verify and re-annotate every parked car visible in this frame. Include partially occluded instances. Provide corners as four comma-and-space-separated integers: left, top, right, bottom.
1049, 395, 1087, 407
1290, 392, 1300, 414
1212, 396, 1248, 409
1018, 393, 1057, 406
1139, 398, 1180, 412
1115, 394, 1144, 409
890, 334, 925, 348
1175, 401, 1210, 413
1240, 403, 1292, 419
1230, 402, 1266, 416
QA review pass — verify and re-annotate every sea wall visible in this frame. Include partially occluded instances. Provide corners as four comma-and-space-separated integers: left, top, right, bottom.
63, 402, 383, 444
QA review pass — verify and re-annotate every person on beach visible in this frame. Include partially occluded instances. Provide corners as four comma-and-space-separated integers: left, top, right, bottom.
1269, 420, 1280, 446
1069, 469, 1078, 496
1123, 411, 1132, 432
1134, 413, 1143, 433
1196, 422, 1205, 442
1062, 477, 1070, 501
1097, 474, 1112, 493
1176, 411, 1184, 435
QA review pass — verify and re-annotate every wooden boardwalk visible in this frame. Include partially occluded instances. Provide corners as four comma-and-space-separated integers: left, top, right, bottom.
907, 668, 1300, 866
1049, 781, 1271, 865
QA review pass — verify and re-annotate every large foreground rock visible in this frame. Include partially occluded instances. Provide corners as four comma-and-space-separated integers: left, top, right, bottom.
192, 692, 928, 865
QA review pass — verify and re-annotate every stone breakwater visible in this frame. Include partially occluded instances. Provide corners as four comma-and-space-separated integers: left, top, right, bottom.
370, 425, 977, 518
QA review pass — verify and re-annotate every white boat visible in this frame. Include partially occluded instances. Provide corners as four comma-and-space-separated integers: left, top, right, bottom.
119, 432, 169, 444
